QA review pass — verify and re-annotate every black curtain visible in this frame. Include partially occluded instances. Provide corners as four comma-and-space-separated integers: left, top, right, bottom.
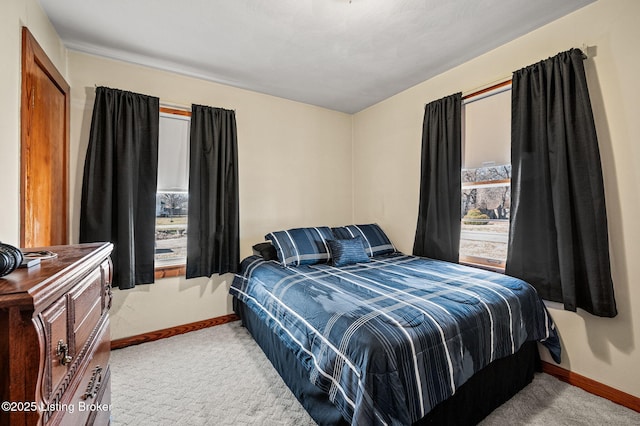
413, 93, 462, 263
186, 105, 240, 278
506, 49, 617, 317
80, 87, 159, 290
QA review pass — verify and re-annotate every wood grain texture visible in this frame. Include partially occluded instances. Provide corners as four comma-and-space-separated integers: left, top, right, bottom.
463, 79, 512, 100
21, 27, 70, 248
542, 361, 640, 413
0, 243, 113, 311
160, 106, 191, 116
111, 313, 240, 350
154, 264, 187, 279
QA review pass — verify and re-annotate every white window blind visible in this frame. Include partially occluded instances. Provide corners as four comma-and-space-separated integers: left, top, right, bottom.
463, 86, 511, 169
157, 112, 190, 192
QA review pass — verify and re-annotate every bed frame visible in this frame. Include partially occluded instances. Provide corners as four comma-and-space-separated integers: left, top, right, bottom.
234, 298, 540, 425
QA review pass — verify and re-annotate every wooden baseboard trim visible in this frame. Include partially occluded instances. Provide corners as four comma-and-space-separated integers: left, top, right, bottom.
111, 313, 240, 350
541, 361, 640, 413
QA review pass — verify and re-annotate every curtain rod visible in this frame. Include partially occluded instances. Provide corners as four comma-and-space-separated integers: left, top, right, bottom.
462, 78, 512, 103
160, 101, 236, 113
461, 43, 591, 102
160, 101, 191, 111
91, 87, 233, 113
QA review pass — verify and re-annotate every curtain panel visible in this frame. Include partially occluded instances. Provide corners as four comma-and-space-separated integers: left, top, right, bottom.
80, 86, 159, 290
506, 49, 617, 317
186, 105, 240, 278
413, 93, 462, 263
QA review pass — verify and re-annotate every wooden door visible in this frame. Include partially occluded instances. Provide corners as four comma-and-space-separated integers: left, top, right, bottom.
21, 27, 70, 247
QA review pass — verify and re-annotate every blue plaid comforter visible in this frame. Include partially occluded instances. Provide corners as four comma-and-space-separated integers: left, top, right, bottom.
230, 253, 561, 425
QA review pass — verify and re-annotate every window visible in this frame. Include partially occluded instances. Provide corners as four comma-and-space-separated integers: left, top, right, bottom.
460, 83, 511, 270
155, 109, 190, 267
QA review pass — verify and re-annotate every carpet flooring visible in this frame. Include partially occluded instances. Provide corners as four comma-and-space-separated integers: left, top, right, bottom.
110, 321, 640, 425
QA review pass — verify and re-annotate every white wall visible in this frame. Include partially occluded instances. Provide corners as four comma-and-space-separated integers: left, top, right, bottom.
0, 0, 67, 245
353, 0, 640, 398
66, 52, 354, 339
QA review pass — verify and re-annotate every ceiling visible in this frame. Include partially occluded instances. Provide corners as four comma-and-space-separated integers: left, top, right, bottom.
39, 0, 594, 113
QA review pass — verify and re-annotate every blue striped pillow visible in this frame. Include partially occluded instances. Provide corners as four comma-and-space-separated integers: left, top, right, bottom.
327, 237, 371, 267
266, 227, 335, 267
331, 224, 396, 257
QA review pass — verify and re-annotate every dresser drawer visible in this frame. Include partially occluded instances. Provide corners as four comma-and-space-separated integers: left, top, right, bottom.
70, 268, 104, 356
51, 320, 111, 426
41, 296, 70, 399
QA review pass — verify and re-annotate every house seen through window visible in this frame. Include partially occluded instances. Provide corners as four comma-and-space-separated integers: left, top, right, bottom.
460, 84, 511, 270
156, 110, 190, 266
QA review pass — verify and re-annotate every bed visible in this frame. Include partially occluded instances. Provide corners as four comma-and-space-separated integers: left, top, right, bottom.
230, 224, 561, 425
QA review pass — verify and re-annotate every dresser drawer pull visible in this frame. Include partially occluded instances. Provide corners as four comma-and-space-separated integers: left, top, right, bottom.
55, 340, 73, 365
82, 365, 103, 400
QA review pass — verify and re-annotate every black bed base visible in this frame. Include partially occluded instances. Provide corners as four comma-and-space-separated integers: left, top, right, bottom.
234, 298, 540, 426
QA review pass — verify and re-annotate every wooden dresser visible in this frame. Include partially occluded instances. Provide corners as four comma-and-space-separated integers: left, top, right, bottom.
0, 243, 113, 426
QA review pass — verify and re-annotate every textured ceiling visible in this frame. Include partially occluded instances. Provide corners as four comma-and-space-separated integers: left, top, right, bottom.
39, 0, 594, 113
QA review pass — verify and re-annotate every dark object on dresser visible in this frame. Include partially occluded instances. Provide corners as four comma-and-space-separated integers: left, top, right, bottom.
0, 243, 113, 425
0, 242, 23, 277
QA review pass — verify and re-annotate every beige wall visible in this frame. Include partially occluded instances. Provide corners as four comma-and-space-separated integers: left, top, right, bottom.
353, 0, 640, 398
66, 52, 353, 339
0, 0, 67, 245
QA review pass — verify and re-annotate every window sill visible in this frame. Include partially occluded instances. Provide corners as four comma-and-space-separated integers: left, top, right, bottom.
155, 264, 186, 279
459, 255, 505, 274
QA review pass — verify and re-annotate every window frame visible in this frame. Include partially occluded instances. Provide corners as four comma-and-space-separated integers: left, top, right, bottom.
459, 80, 512, 273
155, 106, 191, 279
